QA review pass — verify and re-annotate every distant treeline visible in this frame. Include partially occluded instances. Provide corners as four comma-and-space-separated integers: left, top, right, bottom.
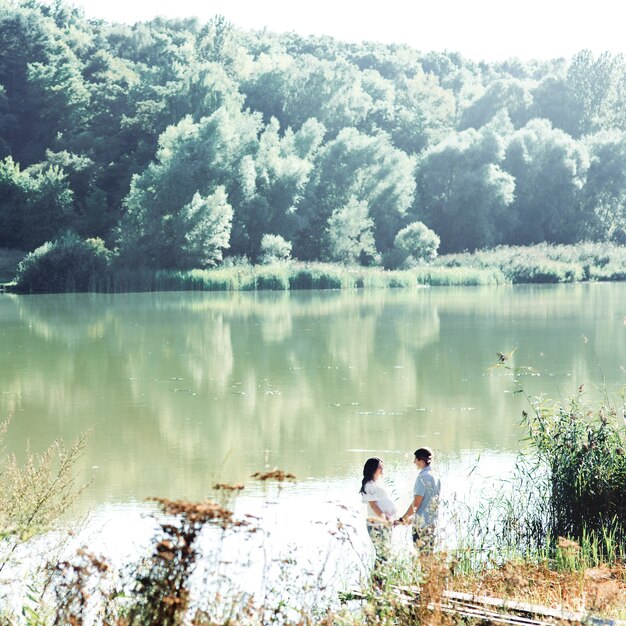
3, 0, 626, 272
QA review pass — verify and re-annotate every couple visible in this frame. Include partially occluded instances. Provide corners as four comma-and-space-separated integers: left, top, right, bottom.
360, 447, 441, 560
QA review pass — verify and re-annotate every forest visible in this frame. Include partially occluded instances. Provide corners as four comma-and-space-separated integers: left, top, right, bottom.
3, 0, 626, 273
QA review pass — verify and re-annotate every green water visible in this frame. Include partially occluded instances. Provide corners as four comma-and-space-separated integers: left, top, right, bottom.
1, 284, 625, 513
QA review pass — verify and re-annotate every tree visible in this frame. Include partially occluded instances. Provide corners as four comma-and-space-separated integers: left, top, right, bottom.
386, 71, 455, 155
179, 188, 233, 267
503, 119, 589, 244
414, 114, 515, 252
0, 1, 90, 166
565, 51, 626, 137
297, 128, 416, 259
531, 75, 578, 136
0, 156, 73, 250
460, 78, 534, 130
232, 117, 325, 259
14, 232, 113, 292
244, 54, 372, 136
117, 106, 259, 268
581, 130, 626, 241
325, 196, 377, 264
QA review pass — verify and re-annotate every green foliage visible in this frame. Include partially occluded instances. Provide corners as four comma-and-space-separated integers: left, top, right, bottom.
14, 232, 114, 293
297, 127, 416, 258
117, 105, 252, 267
393, 220, 440, 266
288, 265, 345, 290
325, 196, 377, 264
0, 157, 74, 250
434, 242, 625, 284
232, 117, 324, 259
582, 130, 626, 240
525, 394, 626, 543
504, 258, 584, 283
259, 233, 292, 264
415, 266, 506, 286
254, 265, 290, 290
503, 119, 589, 244
6, 2, 626, 269
415, 114, 515, 253
566, 51, 626, 137
481, 355, 626, 562
460, 78, 533, 130
100, 262, 505, 292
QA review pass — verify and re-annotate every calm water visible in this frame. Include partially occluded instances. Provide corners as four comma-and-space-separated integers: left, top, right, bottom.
1, 284, 626, 597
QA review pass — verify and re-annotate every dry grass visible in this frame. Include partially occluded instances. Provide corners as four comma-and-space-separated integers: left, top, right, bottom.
250, 469, 296, 482
0, 419, 89, 577
451, 559, 626, 619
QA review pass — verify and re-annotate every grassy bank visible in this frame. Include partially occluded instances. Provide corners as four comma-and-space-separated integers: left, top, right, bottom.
435, 241, 626, 283
109, 263, 506, 292
10, 259, 507, 294
7, 240, 626, 294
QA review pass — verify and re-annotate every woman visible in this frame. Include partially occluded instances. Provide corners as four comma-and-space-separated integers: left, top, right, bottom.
360, 457, 397, 562
399, 447, 441, 554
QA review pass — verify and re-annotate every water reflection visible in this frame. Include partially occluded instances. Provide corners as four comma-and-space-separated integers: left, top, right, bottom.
1, 284, 626, 512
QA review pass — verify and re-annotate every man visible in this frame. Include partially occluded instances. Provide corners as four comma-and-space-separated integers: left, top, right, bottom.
399, 447, 441, 553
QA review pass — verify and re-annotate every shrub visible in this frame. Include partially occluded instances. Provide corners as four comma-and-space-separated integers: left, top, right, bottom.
289, 268, 316, 289
259, 234, 292, 264
527, 397, 626, 543
386, 271, 416, 288
489, 356, 626, 558
14, 233, 114, 293
381, 247, 407, 270
393, 221, 440, 265
415, 267, 506, 286
288, 265, 345, 290
255, 266, 290, 290
504, 259, 584, 283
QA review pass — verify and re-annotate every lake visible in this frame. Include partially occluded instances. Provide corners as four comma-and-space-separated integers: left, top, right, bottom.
1, 284, 625, 604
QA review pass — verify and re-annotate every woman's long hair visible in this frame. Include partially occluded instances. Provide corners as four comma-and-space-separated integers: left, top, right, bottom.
360, 457, 382, 494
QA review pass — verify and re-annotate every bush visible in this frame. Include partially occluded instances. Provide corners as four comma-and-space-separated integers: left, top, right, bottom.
415, 267, 506, 286
526, 396, 626, 543
14, 233, 114, 293
288, 266, 344, 290
386, 271, 416, 288
255, 266, 290, 290
381, 248, 407, 270
393, 221, 440, 265
490, 357, 626, 557
504, 259, 584, 283
434, 243, 626, 285
259, 234, 292, 264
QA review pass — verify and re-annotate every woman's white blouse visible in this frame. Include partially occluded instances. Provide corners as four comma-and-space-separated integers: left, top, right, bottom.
361, 480, 398, 519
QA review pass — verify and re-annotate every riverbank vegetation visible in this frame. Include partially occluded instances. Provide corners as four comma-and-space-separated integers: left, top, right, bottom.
5, 1, 626, 287
10, 235, 506, 293
10, 239, 626, 293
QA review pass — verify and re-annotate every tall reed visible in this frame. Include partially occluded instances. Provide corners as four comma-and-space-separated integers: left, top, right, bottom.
486, 354, 626, 561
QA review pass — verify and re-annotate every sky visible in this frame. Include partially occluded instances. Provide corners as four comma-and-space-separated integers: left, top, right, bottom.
73, 0, 624, 62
